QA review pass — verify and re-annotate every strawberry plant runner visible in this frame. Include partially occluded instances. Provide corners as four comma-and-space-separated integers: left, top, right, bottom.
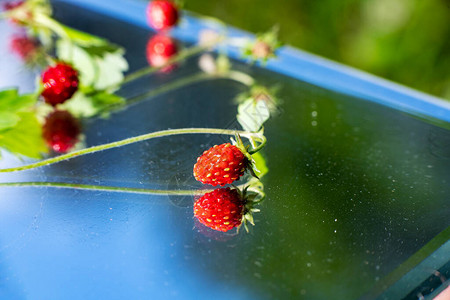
0, 0, 281, 233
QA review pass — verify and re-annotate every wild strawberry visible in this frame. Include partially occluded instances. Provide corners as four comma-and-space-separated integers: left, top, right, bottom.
193, 143, 250, 186
243, 26, 281, 63
41, 63, 79, 106
9, 35, 38, 61
251, 41, 273, 59
146, 0, 179, 31
146, 34, 178, 72
2, 0, 23, 11
193, 187, 244, 232
42, 110, 81, 153
2, 1, 30, 25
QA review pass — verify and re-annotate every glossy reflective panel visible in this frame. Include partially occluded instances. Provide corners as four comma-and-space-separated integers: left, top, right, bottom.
0, 2, 449, 299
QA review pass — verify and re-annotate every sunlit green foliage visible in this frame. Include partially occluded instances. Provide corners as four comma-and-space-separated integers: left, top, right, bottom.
185, 0, 450, 100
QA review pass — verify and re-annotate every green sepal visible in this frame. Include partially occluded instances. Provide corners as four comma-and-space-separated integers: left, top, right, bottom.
235, 184, 265, 233
242, 25, 283, 63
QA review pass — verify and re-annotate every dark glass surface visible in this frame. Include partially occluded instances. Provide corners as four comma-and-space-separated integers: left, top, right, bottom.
0, 2, 449, 299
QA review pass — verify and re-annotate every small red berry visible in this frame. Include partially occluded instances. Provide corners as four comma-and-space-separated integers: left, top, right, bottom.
2, 0, 24, 11
2, 1, 30, 25
251, 41, 273, 59
146, 0, 179, 31
42, 110, 81, 153
146, 34, 178, 72
9, 35, 38, 61
41, 63, 79, 106
194, 188, 244, 232
193, 143, 249, 186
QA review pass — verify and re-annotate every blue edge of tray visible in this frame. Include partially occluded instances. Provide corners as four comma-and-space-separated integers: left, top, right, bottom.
55, 0, 450, 123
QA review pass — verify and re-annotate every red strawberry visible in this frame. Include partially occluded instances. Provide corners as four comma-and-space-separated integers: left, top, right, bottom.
42, 110, 81, 153
2, 1, 30, 25
194, 187, 244, 232
9, 35, 38, 61
41, 63, 79, 106
146, 34, 178, 72
2, 0, 24, 11
146, 0, 179, 31
252, 41, 273, 59
193, 143, 250, 186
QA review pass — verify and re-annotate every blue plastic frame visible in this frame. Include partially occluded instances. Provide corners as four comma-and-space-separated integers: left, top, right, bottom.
55, 0, 450, 123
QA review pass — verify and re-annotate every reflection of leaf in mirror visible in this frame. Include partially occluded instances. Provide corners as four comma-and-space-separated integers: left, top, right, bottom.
0, 112, 47, 159
60, 90, 125, 118
237, 97, 270, 132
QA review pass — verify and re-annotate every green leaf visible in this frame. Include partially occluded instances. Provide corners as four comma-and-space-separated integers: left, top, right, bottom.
56, 40, 128, 90
7, 93, 37, 112
0, 112, 47, 159
0, 112, 20, 131
237, 97, 271, 132
35, 26, 53, 48
92, 50, 128, 90
60, 90, 125, 118
0, 89, 36, 113
0, 89, 18, 103
56, 39, 97, 87
60, 25, 114, 48
0, 88, 38, 131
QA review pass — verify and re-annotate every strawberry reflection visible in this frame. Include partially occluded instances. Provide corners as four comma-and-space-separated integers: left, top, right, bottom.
146, 34, 178, 73
2, 0, 24, 11
193, 185, 264, 234
9, 34, 39, 61
42, 110, 81, 153
194, 187, 244, 232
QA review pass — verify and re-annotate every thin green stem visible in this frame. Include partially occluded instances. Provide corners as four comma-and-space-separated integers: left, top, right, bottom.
120, 45, 208, 86
247, 133, 267, 154
120, 70, 254, 110
0, 181, 209, 196
33, 12, 69, 39
0, 128, 264, 173
223, 70, 255, 87
123, 73, 210, 108
118, 39, 254, 88
0, 181, 264, 202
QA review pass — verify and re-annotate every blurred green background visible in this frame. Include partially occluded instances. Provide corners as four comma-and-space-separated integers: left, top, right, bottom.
184, 0, 450, 100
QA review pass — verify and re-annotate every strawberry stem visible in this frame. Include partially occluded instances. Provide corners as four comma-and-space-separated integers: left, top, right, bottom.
247, 132, 267, 155
0, 182, 264, 199
0, 128, 265, 173
117, 70, 254, 111
120, 45, 208, 86
0, 181, 210, 196
117, 38, 254, 89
